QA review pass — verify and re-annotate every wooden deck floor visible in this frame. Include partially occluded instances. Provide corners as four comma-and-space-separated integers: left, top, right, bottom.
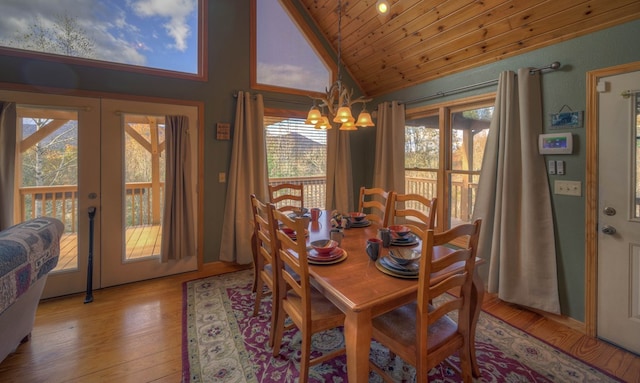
54, 225, 162, 271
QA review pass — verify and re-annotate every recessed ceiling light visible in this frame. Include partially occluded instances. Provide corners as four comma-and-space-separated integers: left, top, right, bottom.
376, 0, 390, 15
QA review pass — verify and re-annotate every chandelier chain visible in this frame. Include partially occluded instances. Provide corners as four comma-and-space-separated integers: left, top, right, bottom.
337, 0, 342, 83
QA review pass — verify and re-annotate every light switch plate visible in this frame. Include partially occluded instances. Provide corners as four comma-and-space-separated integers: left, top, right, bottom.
556, 160, 565, 175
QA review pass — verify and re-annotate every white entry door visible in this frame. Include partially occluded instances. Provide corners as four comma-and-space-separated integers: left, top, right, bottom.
597, 69, 640, 354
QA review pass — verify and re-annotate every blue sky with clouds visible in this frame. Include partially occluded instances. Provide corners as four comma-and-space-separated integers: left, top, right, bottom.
0, 0, 198, 73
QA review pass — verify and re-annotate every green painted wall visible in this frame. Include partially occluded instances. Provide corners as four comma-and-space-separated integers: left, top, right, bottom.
0, 0, 638, 321
365, 19, 640, 321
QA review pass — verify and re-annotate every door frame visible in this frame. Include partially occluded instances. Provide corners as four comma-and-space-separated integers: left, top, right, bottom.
585, 61, 640, 336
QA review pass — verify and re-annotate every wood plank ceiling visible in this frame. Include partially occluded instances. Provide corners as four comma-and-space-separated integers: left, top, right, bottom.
297, 0, 640, 97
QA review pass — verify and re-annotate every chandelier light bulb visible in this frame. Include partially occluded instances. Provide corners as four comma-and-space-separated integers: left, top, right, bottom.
305, 106, 322, 125
314, 116, 332, 130
339, 117, 357, 131
334, 105, 354, 123
356, 110, 375, 127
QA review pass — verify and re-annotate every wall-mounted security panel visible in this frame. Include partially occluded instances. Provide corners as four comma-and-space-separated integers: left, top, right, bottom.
538, 132, 573, 155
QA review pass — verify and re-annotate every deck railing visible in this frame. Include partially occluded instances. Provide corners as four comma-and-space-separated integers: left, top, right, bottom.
269, 176, 326, 209
271, 172, 478, 225
19, 182, 164, 233
18, 175, 480, 233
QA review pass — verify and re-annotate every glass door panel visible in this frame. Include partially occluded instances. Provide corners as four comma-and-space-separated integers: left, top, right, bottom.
405, 115, 440, 200
17, 107, 79, 272
123, 115, 165, 261
449, 106, 492, 226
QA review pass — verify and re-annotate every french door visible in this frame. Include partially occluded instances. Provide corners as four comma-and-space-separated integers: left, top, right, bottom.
100, 99, 198, 287
1, 90, 198, 298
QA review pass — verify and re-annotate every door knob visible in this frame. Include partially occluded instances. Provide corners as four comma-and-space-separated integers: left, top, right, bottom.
603, 207, 616, 216
601, 225, 617, 235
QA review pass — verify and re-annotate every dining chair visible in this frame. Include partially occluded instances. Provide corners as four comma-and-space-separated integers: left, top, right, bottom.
358, 186, 392, 226
270, 207, 346, 383
269, 183, 304, 212
249, 194, 279, 347
369, 219, 482, 383
387, 193, 437, 231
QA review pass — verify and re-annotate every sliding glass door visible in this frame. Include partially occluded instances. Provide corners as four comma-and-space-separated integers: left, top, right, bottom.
405, 98, 493, 231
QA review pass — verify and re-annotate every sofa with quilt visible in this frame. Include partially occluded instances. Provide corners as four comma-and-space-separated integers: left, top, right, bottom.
0, 217, 63, 363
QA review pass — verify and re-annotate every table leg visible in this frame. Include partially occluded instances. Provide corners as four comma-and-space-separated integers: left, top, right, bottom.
470, 270, 485, 378
344, 309, 372, 383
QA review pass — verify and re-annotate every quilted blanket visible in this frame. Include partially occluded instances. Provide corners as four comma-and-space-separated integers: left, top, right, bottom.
0, 218, 64, 315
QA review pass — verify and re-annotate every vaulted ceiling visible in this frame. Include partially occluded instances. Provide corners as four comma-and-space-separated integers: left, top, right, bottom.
297, 0, 640, 97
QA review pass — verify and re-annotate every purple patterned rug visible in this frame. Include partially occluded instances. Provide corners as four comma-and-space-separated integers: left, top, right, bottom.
182, 270, 621, 383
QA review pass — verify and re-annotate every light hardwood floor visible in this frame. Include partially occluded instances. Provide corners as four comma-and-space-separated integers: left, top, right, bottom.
0, 262, 638, 383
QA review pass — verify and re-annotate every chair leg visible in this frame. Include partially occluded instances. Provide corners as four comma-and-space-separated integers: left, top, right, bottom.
271, 302, 286, 356
253, 278, 264, 317
298, 330, 312, 383
268, 292, 278, 348
459, 343, 473, 383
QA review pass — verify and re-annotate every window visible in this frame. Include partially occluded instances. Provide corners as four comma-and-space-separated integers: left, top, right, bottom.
0, 0, 202, 76
264, 115, 326, 209
406, 98, 494, 230
253, 0, 332, 94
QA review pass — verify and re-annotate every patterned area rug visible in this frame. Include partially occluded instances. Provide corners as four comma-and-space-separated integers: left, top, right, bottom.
182, 269, 621, 383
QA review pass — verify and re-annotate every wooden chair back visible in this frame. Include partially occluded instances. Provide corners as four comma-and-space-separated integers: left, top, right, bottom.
271, 209, 311, 318
417, 220, 481, 374
249, 194, 279, 346
357, 186, 392, 226
387, 193, 437, 231
270, 208, 346, 383
269, 183, 304, 213
370, 219, 481, 383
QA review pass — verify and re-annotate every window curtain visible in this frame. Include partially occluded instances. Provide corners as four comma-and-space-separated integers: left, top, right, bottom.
472, 68, 561, 314
0, 102, 17, 231
325, 126, 353, 212
219, 92, 269, 264
373, 101, 406, 193
160, 115, 196, 262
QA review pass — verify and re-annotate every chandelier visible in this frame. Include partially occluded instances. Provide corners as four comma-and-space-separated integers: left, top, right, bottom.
305, 0, 375, 131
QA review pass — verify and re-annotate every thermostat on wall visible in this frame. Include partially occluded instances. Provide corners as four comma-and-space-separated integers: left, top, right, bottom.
538, 132, 573, 154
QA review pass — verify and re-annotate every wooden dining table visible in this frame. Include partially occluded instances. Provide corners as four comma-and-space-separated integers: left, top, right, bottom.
304, 211, 484, 383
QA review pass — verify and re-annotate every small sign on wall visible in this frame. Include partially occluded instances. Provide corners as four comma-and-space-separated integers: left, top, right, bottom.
216, 123, 231, 140
550, 111, 583, 129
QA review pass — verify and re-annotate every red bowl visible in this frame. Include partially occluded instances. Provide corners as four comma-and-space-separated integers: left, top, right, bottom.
310, 239, 339, 254
348, 212, 366, 222
389, 225, 410, 237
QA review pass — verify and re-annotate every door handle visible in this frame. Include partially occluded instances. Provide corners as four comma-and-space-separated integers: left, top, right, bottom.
601, 225, 617, 235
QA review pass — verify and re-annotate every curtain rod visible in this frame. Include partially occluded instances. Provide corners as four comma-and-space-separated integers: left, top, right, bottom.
405, 61, 561, 105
